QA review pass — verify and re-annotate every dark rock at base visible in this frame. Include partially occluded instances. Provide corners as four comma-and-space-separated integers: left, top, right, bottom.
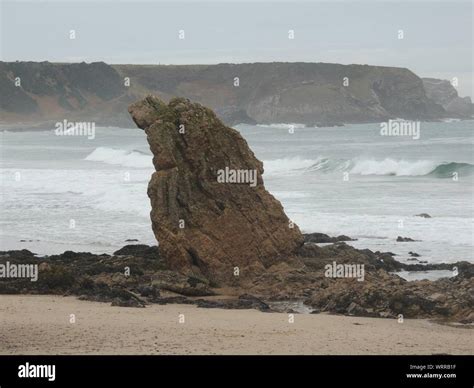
136, 284, 161, 298
194, 295, 271, 312
0, 245, 217, 303
347, 302, 378, 317
151, 271, 215, 297
409, 251, 421, 257
459, 312, 474, 324
111, 297, 146, 308
151, 295, 270, 312
113, 244, 159, 260
303, 267, 473, 321
395, 260, 469, 272
388, 292, 436, 317
297, 243, 406, 272
78, 284, 147, 308
298, 242, 468, 276
304, 233, 356, 244
152, 296, 195, 305
456, 261, 474, 278
1, 238, 472, 320
61, 250, 97, 259
0, 249, 37, 260
288, 241, 473, 321
238, 294, 271, 311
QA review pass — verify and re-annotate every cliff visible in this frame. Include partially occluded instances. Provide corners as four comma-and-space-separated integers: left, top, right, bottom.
0, 61, 136, 128
0, 61, 461, 128
422, 77, 473, 118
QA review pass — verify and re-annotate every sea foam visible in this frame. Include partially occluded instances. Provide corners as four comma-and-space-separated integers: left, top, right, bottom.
85, 147, 152, 168
262, 157, 474, 177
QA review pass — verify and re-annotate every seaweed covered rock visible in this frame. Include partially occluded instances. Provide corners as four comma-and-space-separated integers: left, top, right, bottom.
129, 96, 304, 284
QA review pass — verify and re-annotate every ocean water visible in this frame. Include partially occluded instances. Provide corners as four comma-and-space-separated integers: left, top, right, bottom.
1, 120, 473, 267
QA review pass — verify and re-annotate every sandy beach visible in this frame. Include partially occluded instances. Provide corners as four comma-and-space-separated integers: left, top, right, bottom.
0, 295, 471, 355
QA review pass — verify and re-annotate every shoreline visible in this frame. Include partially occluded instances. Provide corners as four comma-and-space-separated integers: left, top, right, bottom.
1, 231, 471, 275
1, 240, 472, 323
0, 295, 471, 355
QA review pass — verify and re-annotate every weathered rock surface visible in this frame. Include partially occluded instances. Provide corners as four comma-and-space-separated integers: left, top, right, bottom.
397, 236, 418, 242
0, 248, 214, 305
2, 61, 460, 129
128, 96, 304, 284
305, 268, 473, 321
415, 213, 432, 218
1, 244, 472, 322
304, 232, 356, 243
113, 244, 159, 260
247, 243, 473, 322
423, 78, 473, 118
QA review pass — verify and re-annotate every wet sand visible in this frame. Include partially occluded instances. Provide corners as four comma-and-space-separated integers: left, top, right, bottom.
0, 295, 471, 355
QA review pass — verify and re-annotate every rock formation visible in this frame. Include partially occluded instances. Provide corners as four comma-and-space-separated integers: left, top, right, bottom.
422, 78, 473, 118
128, 96, 304, 284
1, 242, 472, 321
1, 61, 460, 129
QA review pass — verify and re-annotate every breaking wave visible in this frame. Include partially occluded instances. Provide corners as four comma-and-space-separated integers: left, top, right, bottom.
84, 148, 474, 178
263, 157, 474, 177
256, 123, 307, 130
84, 147, 153, 168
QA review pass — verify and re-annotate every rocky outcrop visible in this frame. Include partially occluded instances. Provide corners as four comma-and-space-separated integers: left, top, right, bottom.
128, 96, 304, 284
305, 268, 473, 321
415, 213, 431, 218
0, 61, 454, 128
0, 247, 214, 307
1, 242, 473, 321
423, 78, 473, 117
247, 242, 473, 322
113, 244, 160, 260
304, 232, 355, 243
396, 236, 418, 242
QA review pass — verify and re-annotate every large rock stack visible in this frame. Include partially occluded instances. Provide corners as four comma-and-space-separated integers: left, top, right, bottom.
129, 96, 303, 284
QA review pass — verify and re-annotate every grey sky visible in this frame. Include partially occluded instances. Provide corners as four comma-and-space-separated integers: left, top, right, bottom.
1, 0, 472, 97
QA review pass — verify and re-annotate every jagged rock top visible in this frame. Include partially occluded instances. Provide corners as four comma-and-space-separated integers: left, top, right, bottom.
129, 96, 304, 284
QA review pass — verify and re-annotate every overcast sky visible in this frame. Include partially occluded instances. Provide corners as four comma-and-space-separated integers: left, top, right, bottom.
1, 0, 472, 97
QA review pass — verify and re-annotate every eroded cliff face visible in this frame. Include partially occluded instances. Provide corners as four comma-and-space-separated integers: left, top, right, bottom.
422, 78, 473, 118
0, 61, 457, 128
128, 96, 304, 284
118, 63, 446, 125
0, 61, 136, 127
